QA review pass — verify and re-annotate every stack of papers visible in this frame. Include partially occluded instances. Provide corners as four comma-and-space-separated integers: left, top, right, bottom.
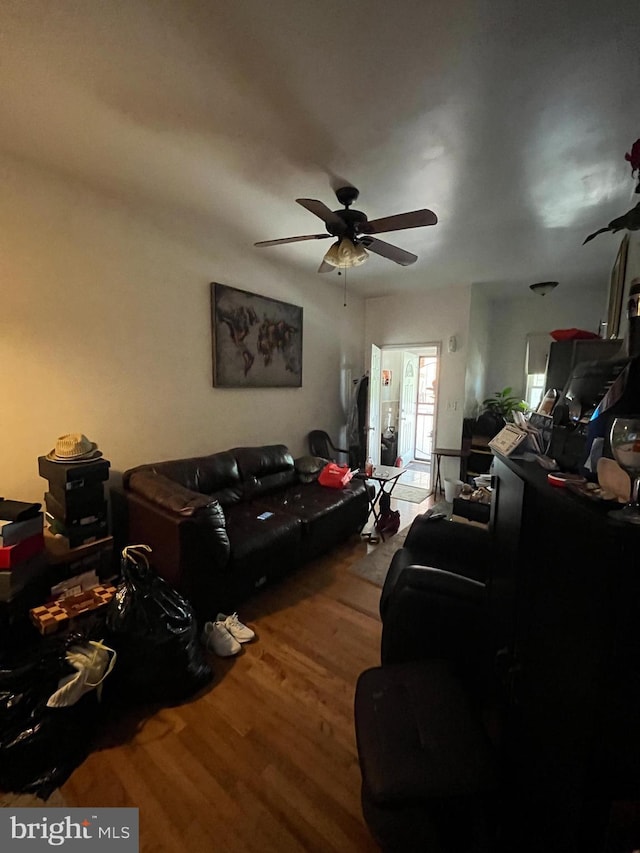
474, 475, 492, 488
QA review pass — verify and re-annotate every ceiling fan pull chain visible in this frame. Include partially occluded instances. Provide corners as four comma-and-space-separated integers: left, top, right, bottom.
343, 267, 348, 307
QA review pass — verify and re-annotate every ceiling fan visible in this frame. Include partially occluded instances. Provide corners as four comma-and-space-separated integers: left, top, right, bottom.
254, 186, 438, 273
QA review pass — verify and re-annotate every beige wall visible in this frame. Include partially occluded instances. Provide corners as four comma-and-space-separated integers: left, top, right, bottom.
484, 285, 606, 401
465, 286, 492, 417
0, 154, 364, 502
365, 285, 472, 481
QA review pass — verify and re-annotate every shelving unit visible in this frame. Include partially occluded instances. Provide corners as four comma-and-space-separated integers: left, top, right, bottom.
461, 433, 494, 483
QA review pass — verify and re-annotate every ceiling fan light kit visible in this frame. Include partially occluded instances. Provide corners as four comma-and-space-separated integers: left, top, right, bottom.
529, 281, 559, 296
323, 238, 369, 269
254, 185, 437, 273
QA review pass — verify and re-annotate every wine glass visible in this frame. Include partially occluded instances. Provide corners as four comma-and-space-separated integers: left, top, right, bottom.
609, 417, 640, 524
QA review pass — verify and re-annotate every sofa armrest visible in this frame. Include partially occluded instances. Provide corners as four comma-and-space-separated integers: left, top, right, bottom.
128, 470, 218, 517
126, 472, 231, 594
381, 563, 489, 669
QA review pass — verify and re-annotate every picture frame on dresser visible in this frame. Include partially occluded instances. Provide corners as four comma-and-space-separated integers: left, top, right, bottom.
606, 233, 630, 339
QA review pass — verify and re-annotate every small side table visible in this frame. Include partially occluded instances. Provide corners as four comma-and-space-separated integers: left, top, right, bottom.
430, 448, 466, 497
358, 465, 407, 542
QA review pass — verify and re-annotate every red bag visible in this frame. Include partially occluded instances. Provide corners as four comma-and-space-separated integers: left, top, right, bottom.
318, 462, 354, 489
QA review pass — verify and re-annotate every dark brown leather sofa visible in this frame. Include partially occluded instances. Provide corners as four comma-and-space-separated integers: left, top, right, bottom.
122, 444, 368, 621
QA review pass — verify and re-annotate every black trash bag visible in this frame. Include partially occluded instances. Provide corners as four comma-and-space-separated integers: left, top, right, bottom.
0, 633, 100, 798
103, 545, 212, 705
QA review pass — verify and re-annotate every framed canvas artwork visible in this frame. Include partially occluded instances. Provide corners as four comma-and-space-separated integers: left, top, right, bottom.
211, 283, 303, 387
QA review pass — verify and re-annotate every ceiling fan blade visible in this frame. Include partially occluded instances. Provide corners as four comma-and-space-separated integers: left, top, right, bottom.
296, 199, 347, 233
359, 209, 438, 234
360, 236, 417, 266
317, 260, 334, 274
254, 234, 331, 247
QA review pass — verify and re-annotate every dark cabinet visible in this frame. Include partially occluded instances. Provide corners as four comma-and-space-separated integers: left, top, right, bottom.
491, 454, 640, 851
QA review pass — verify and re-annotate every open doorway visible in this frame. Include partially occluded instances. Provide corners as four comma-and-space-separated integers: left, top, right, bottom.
372, 343, 440, 469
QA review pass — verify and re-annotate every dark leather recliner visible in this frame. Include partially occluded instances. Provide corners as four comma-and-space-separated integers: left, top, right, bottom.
354, 513, 504, 852
380, 513, 493, 620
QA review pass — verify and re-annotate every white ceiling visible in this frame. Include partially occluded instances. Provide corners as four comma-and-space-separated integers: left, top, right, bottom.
2, 0, 638, 298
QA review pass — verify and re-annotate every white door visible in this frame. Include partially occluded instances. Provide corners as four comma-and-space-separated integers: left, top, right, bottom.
397, 351, 419, 464
367, 343, 382, 465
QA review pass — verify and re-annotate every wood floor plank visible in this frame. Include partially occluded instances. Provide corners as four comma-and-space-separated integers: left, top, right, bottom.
57, 508, 427, 853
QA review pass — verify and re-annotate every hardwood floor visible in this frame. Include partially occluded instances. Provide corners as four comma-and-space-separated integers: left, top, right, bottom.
62, 494, 433, 853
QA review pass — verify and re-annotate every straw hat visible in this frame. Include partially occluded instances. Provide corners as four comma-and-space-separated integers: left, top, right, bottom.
46, 433, 103, 464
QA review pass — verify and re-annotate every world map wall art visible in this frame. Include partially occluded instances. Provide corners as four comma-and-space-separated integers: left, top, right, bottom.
211, 283, 303, 388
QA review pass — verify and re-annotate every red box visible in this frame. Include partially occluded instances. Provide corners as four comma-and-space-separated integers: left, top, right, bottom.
0, 532, 44, 569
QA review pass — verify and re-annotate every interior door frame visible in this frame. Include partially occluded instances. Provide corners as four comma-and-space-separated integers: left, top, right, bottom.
367, 343, 382, 465
379, 341, 441, 465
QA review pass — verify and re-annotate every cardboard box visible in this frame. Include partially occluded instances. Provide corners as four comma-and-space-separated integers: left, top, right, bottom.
38, 456, 110, 489
48, 482, 106, 512
45, 491, 108, 526
0, 553, 47, 601
0, 533, 44, 569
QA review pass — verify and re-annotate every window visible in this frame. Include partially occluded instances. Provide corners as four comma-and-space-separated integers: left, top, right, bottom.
525, 373, 546, 410
525, 334, 550, 411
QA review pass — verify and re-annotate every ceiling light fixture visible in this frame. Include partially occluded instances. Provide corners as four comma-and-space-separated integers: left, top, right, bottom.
529, 281, 559, 296
323, 237, 369, 269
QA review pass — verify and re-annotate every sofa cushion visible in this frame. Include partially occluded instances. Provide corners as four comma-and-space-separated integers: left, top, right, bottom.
223, 502, 302, 563
257, 479, 365, 523
255, 479, 368, 561
232, 445, 297, 498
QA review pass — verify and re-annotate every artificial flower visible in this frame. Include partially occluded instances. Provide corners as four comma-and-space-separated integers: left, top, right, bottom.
625, 138, 640, 178
584, 136, 640, 242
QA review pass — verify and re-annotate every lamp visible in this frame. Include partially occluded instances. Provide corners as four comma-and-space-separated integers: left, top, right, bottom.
323, 237, 369, 269
529, 281, 559, 296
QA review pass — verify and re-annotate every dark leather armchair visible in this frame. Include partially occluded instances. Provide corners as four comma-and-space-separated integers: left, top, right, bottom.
380, 513, 493, 624
307, 430, 349, 463
354, 513, 504, 852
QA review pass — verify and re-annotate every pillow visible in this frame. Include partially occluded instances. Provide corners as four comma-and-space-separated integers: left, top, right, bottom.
294, 455, 329, 483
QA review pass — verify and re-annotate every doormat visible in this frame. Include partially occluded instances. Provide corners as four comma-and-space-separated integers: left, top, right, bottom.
349, 502, 451, 587
391, 484, 430, 504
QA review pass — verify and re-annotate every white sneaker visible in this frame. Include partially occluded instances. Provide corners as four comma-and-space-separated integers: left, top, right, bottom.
216, 612, 256, 643
201, 621, 241, 657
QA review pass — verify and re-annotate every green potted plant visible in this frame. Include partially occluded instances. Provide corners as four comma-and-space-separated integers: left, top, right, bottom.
482, 387, 528, 420
476, 387, 528, 436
